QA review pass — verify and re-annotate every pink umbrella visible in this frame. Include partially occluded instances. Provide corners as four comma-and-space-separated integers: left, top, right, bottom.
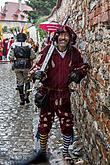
39, 21, 60, 32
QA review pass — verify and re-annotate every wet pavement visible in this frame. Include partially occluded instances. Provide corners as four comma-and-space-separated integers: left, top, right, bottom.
0, 63, 85, 165
0, 63, 35, 164
0, 63, 65, 165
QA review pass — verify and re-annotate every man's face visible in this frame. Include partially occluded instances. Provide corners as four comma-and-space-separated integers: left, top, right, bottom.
57, 31, 70, 50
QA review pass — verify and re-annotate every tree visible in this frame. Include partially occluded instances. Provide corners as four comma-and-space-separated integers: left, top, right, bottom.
25, 0, 56, 24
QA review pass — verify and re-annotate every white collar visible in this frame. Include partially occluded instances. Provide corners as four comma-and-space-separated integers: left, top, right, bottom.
56, 48, 67, 58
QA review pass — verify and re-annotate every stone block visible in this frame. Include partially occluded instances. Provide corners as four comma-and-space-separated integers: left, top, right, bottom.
101, 2, 109, 13
100, 11, 109, 22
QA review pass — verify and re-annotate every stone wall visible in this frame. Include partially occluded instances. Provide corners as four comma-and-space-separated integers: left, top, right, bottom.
48, 0, 110, 164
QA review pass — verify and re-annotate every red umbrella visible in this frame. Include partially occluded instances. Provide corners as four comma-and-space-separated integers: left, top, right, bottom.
39, 21, 60, 32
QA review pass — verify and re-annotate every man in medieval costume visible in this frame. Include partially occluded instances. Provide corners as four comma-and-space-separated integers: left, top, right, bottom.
28, 25, 89, 164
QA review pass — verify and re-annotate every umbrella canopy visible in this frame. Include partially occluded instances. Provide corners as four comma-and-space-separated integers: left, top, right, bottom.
39, 21, 60, 32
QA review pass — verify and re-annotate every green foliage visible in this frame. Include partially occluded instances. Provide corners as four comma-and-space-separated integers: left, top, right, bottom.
25, 0, 56, 39
36, 17, 47, 40
25, 0, 56, 24
2, 26, 8, 32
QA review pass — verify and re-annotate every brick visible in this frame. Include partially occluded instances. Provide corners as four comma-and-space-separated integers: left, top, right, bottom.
77, 15, 82, 21
90, 87, 97, 97
103, 55, 110, 63
94, 8, 97, 17
89, 13, 93, 20
100, 143, 108, 160
96, 74, 105, 86
96, 138, 108, 161
100, 11, 109, 22
108, 64, 110, 72
96, 6, 102, 16
101, 2, 109, 13
93, 16, 98, 25
102, 105, 110, 120
97, 14, 101, 23
90, 88, 97, 108
106, 120, 110, 132
89, 11, 94, 18
94, 7, 102, 17
107, 136, 110, 145
91, 99, 97, 109
100, 113, 110, 131
82, 96, 98, 118
89, 19, 94, 26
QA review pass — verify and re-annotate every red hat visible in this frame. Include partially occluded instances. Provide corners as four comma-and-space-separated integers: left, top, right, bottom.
54, 25, 77, 45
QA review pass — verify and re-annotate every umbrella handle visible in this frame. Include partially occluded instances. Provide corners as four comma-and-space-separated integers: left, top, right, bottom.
52, 15, 70, 42
62, 15, 70, 26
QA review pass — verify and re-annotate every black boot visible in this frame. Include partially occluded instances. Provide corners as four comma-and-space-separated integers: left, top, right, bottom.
18, 85, 25, 105
16, 80, 19, 90
20, 94, 25, 105
25, 82, 30, 103
25, 97, 30, 104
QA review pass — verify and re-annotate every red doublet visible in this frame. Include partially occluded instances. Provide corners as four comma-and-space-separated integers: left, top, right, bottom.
35, 45, 84, 135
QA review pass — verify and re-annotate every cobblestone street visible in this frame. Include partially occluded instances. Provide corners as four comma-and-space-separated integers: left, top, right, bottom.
0, 63, 35, 164
0, 0, 110, 164
0, 63, 65, 165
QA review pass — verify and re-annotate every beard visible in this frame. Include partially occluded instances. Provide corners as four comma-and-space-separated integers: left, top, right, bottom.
58, 40, 69, 47
58, 40, 69, 48
57, 40, 69, 51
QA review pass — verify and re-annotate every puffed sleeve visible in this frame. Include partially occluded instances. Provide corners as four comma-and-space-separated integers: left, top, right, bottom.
29, 45, 50, 74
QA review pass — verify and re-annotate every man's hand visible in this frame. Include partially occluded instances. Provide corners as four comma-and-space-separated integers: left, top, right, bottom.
82, 63, 90, 71
34, 70, 47, 81
69, 63, 90, 84
28, 70, 35, 80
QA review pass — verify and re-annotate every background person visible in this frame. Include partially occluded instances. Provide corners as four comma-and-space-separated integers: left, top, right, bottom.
2, 38, 9, 60
26, 37, 39, 53
0, 38, 3, 60
8, 33, 36, 105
